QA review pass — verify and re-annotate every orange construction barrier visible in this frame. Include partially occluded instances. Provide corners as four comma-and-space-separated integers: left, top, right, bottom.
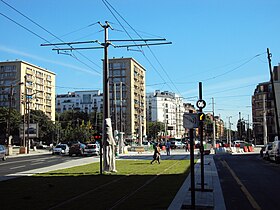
248, 146, 253, 152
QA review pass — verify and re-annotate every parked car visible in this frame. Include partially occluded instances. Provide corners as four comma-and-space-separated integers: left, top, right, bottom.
0, 145, 7, 161
233, 140, 246, 148
52, 144, 69, 155
261, 143, 273, 160
170, 140, 185, 149
69, 143, 86, 156
269, 140, 280, 163
84, 143, 100, 156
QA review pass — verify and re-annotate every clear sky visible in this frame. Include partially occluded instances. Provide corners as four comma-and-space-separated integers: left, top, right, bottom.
1, 0, 280, 130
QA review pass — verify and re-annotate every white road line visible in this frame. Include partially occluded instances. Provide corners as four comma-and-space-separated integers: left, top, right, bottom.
30, 162, 44, 166
10, 165, 26, 170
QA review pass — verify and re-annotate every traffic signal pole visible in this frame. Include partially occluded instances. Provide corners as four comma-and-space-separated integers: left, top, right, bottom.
198, 82, 205, 191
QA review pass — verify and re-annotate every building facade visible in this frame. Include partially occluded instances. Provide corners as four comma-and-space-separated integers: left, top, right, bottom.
252, 81, 275, 144
146, 90, 184, 138
273, 64, 280, 132
0, 60, 56, 121
56, 90, 103, 113
252, 64, 280, 144
109, 58, 146, 140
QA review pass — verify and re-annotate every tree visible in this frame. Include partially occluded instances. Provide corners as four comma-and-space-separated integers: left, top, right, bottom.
147, 121, 165, 140
29, 110, 55, 145
204, 115, 213, 139
0, 107, 21, 144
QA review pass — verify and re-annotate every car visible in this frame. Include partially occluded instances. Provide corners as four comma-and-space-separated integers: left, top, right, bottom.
69, 143, 86, 156
84, 143, 100, 156
233, 140, 246, 148
25, 127, 37, 134
261, 143, 273, 160
0, 145, 7, 161
52, 144, 69, 155
170, 140, 185, 149
269, 140, 280, 163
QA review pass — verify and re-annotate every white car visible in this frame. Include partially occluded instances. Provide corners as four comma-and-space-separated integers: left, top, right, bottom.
269, 140, 280, 163
52, 144, 69, 155
84, 144, 100, 156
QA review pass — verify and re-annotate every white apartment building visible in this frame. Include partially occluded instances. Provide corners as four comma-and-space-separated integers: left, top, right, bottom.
56, 90, 103, 113
146, 90, 184, 138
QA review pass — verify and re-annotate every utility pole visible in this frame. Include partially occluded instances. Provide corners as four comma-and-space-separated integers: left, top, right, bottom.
226, 122, 228, 144
267, 48, 280, 138
138, 93, 142, 146
212, 97, 216, 148
114, 82, 117, 131
120, 82, 123, 133
100, 21, 112, 175
6, 84, 13, 145
23, 75, 27, 151
239, 112, 242, 140
263, 94, 268, 145
164, 102, 167, 140
27, 95, 30, 154
198, 82, 205, 191
247, 114, 250, 142
229, 116, 232, 146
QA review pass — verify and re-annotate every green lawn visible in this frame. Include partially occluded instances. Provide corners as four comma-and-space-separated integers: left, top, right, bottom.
38, 159, 190, 176
1, 159, 190, 210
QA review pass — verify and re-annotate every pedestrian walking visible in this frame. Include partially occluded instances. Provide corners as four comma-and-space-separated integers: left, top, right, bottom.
151, 143, 161, 164
166, 140, 171, 156
185, 141, 190, 152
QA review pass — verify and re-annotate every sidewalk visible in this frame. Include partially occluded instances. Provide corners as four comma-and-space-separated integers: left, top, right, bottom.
168, 154, 226, 210
7, 146, 51, 158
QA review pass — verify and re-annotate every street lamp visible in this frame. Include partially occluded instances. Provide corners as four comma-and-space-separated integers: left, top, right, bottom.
26, 91, 39, 154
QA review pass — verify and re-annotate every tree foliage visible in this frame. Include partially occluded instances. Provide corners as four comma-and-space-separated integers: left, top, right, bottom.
29, 110, 55, 144
147, 121, 165, 139
0, 107, 22, 142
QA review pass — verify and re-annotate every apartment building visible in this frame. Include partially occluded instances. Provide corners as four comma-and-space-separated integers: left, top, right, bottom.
252, 64, 280, 144
109, 57, 146, 139
56, 90, 103, 113
0, 60, 56, 121
146, 90, 184, 138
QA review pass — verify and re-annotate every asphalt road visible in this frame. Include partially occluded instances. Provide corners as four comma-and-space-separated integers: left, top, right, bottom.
0, 154, 99, 177
214, 154, 280, 210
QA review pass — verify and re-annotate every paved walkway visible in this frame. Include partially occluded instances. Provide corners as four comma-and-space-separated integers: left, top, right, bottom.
168, 155, 226, 210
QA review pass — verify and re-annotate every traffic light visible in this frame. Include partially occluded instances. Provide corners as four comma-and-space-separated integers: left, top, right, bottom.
21, 93, 25, 104
94, 134, 102, 139
198, 112, 205, 122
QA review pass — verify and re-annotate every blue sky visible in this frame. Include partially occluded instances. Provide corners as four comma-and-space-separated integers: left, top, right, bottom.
1, 0, 280, 130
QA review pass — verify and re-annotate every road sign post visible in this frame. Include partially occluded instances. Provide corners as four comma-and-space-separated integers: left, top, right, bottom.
197, 82, 206, 191
183, 112, 198, 208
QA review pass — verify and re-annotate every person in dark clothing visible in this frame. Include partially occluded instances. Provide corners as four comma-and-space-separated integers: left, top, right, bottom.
151, 143, 161, 164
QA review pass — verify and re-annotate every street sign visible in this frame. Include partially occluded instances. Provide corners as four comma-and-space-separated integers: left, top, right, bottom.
196, 99, 206, 109
183, 113, 199, 129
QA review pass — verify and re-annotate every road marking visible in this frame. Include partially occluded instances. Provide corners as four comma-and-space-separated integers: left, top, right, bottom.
10, 165, 26, 170
30, 162, 44, 166
221, 160, 261, 210
0, 156, 54, 166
